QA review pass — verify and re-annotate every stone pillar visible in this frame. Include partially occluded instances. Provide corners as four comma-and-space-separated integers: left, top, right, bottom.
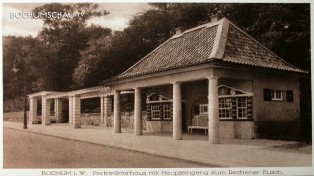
73, 95, 81, 129
29, 97, 38, 124
207, 76, 220, 144
134, 88, 142, 135
104, 96, 112, 127
43, 98, 51, 126
173, 82, 182, 140
69, 97, 73, 124
113, 90, 121, 133
55, 99, 62, 123
41, 96, 45, 125
100, 97, 104, 125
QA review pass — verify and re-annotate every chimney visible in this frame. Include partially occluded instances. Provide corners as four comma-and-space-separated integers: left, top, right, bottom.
210, 13, 223, 23
175, 27, 183, 35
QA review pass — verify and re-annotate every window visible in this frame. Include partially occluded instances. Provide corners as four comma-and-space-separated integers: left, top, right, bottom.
217, 85, 252, 120
199, 104, 208, 114
151, 104, 161, 120
219, 99, 232, 119
148, 103, 172, 120
236, 97, 247, 119
271, 90, 284, 101
146, 93, 173, 121
218, 97, 251, 119
163, 104, 171, 120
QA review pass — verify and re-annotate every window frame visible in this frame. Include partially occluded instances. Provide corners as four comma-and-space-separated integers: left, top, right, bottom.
150, 104, 161, 120
199, 104, 208, 114
218, 98, 233, 119
271, 90, 284, 101
236, 97, 248, 119
163, 103, 172, 120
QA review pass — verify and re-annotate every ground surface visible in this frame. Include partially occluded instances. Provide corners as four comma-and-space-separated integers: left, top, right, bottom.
3, 128, 217, 168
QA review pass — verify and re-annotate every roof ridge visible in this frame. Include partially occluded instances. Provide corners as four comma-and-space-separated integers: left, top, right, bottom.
171, 21, 220, 39
209, 18, 230, 59
227, 21, 306, 72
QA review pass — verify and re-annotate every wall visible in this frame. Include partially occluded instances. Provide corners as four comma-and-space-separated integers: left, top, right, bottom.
214, 66, 301, 140
81, 112, 147, 130
145, 85, 173, 99
81, 113, 101, 126
3, 111, 29, 122
146, 121, 173, 133
219, 78, 253, 92
219, 121, 255, 139
253, 77, 300, 140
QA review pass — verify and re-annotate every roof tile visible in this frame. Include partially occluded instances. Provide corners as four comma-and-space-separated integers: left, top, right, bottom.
118, 25, 218, 78
117, 18, 306, 79
223, 24, 305, 73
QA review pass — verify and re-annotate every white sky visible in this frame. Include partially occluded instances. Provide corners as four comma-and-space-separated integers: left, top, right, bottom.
2, 3, 151, 37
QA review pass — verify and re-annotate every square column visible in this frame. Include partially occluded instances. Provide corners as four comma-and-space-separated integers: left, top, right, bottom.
113, 90, 121, 133
134, 88, 142, 135
207, 76, 220, 144
55, 99, 62, 123
29, 97, 38, 124
173, 82, 182, 140
69, 96, 73, 124
41, 96, 46, 125
100, 96, 104, 125
73, 95, 81, 129
104, 96, 112, 127
43, 98, 51, 126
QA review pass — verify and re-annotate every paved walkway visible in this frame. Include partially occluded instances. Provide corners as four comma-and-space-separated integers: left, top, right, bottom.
3, 121, 312, 167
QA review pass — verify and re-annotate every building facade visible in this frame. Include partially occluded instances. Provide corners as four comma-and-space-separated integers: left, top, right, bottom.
28, 15, 306, 143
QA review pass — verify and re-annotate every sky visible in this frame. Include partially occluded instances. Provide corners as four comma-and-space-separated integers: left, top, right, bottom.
2, 3, 151, 37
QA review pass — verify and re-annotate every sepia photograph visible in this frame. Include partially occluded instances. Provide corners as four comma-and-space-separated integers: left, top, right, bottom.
1, 1, 312, 176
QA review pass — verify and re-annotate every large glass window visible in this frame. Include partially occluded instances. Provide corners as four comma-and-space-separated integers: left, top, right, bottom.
219, 98, 232, 119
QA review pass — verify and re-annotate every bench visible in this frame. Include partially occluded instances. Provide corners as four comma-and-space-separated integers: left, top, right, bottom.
188, 115, 208, 134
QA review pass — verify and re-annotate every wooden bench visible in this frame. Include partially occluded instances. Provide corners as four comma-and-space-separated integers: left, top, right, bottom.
188, 115, 208, 134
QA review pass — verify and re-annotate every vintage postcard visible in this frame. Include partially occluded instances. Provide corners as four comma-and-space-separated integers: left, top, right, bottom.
1, 1, 313, 176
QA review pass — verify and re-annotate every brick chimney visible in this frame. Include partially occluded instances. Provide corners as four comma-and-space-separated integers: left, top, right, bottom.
175, 27, 183, 35
210, 13, 223, 23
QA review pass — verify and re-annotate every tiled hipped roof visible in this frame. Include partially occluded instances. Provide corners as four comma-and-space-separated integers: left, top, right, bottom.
118, 24, 218, 78
117, 18, 306, 79
223, 24, 304, 72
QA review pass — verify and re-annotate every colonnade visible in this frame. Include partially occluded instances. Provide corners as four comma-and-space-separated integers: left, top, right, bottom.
28, 77, 220, 143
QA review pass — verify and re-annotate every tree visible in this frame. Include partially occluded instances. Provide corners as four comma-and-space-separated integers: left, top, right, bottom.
3, 36, 39, 99
33, 3, 110, 91
3, 36, 44, 111
224, 4, 310, 70
73, 3, 310, 88
73, 35, 113, 88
